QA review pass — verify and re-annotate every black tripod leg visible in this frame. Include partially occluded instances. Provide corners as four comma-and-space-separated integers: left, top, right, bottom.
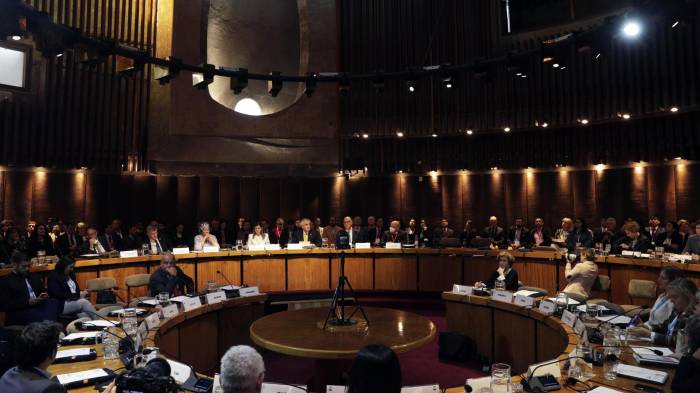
323, 280, 343, 329
344, 277, 370, 326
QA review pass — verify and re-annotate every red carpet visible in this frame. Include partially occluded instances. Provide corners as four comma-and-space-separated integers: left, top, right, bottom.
261, 307, 486, 389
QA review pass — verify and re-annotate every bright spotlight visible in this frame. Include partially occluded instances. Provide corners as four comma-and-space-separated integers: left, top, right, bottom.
622, 20, 642, 38
234, 98, 262, 116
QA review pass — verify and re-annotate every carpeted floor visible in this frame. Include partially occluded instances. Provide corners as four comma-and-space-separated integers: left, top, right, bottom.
261, 307, 486, 389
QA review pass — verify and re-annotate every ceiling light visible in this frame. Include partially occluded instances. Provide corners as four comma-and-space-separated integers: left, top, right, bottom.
595, 53, 602, 59
407, 79, 417, 92
580, 119, 589, 125
621, 113, 631, 120
504, 127, 511, 133
233, 98, 262, 116
466, 130, 473, 135
431, 134, 437, 138
361, 133, 369, 139
552, 63, 560, 68
11, 35, 21, 41
622, 20, 642, 38
672, 21, 680, 28
670, 107, 679, 113
396, 132, 404, 138
541, 122, 548, 128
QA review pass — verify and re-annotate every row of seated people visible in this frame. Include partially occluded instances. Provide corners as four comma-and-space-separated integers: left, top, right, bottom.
2, 316, 700, 393
3, 215, 700, 264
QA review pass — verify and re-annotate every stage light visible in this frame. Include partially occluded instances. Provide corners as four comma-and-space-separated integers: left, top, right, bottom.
154, 57, 182, 85
520, 74, 527, 78
579, 119, 589, 125
622, 20, 642, 38
670, 107, 679, 112
466, 130, 473, 135
595, 53, 602, 59
541, 122, 548, 128
504, 127, 511, 133
234, 98, 262, 116
268, 71, 283, 97
226, 67, 248, 94
559, 66, 566, 70
552, 63, 560, 68
56, 52, 64, 58
304, 74, 317, 98
11, 35, 20, 41
430, 170, 438, 177
620, 113, 631, 120
361, 133, 369, 139
192, 64, 215, 90
675, 156, 683, 160
396, 132, 404, 138
407, 79, 417, 92
595, 163, 606, 173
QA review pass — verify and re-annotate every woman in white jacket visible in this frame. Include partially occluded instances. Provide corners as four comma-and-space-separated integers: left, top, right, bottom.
247, 223, 270, 246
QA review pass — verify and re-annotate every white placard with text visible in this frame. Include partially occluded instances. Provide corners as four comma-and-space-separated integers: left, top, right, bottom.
144, 312, 160, 330
181, 296, 202, 312
514, 294, 535, 307
172, 247, 190, 255
119, 250, 138, 258
539, 300, 556, 314
206, 291, 227, 305
239, 286, 260, 297
202, 245, 220, 253
385, 242, 402, 249
561, 310, 577, 327
491, 290, 513, 303
286, 243, 303, 250
265, 244, 281, 251
355, 242, 371, 249
162, 304, 179, 319
248, 244, 266, 251
452, 284, 473, 295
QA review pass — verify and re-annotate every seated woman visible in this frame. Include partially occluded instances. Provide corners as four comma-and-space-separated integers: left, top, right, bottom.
657, 221, 683, 252
562, 248, 598, 300
247, 223, 270, 246
644, 267, 686, 331
552, 217, 573, 249
27, 223, 55, 258
628, 278, 698, 348
47, 257, 96, 318
565, 218, 594, 251
193, 222, 219, 251
474, 251, 519, 291
672, 315, 700, 393
459, 220, 477, 247
347, 344, 401, 393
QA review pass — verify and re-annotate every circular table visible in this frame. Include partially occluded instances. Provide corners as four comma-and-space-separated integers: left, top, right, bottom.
250, 306, 436, 389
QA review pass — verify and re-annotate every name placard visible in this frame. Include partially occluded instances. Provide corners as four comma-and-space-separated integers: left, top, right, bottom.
286, 243, 303, 250
202, 245, 220, 253
206, 291, 227, 305
355, 242, 371, 249
265, 244, 281, 251
119, 250, 138, 258
539, 300, 556, 314
239, 286, 260, 297
144, 312, 160, 330
162, 304, 179, 319
172, 247, 189, 255
181, 296, 202, 312
248, 244, 265, 251
385, 242, 402, 249
514, 294, 535, 307
491, 290, 513, 303
574, 318, 586, 335
137, 322, 148, 341
621, 250, 635, 256
452, 284, 473, 295
561, 310, 577, 327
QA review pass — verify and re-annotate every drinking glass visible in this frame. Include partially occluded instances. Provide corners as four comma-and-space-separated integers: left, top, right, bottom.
603, 353, 618, 380
494, 279, 506, 291
555, 292, 569, 316
322, 238, 329, 248
207, 280, 217, 292
490, 363, 511, 393
37, 250, 46, 265
585, 303, 599, 321
101, 328, 120, 360
157, 292, 170, 305
121, 309, 138, 337
236, 240, 243, 251
603, 329, 621, 358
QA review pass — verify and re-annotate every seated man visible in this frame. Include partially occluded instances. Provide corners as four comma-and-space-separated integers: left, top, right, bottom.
0, 252, 62, 325
142, 225, 172, 255
290, 218, 322, 247
482, 216, 504, 244
613, 221, 650, 254
77, 227, 108, 255
0, 321, 66, 393
381, 220, 406, 245
433, 218, 455, 243
506, 217, 530, 248
148, 252, 194, 297
219, 345, 265, 393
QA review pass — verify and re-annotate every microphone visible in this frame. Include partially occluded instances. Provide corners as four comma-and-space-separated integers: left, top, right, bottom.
216, 270, 235, 287
84, 310, 138, 365
594, 305, 648, 328
522, 356, 586, 393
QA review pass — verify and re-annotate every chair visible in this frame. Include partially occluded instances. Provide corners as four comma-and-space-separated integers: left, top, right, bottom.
125, 273, 152, 304
621, 279, 656, 316
66, 317, 92, 334
588, 274, 612, 304
85, 277, 124, 309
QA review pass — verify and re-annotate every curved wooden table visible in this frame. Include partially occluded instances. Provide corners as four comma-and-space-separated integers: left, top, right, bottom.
250, 306, 436, 360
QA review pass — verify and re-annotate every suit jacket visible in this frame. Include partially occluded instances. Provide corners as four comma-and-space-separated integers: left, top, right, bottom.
26, 235, 55, 258
0, 272, 48, 312
102, 233, 120, 252
483, 269, 519, 291
269, 227, 285, 245
291, 229, 322, 247
593, 228, 623, 245
482, 226, 505, 242
672, 354, 700, 393
565, 229, 595, 251
335, 228, 367, 245
405, 228, 420, 244
644, 226, 666, 244
459, 229, 477, 247
78, 236, 110, 255
657, 231, 683, 252
365, 226, 383, 244
506, 226, 530, 246
47, 272, 82, 302
148, 266, 194, 297
613, 234, 651, 254
0, 367, 66, 393
120, 234, 143, 251
529, 227, 552, 247
141, 236, 173, 254
380, 230, 407, 245
683, 234, 700, 254
433, 227, 456, 241
278, 229, 296, 247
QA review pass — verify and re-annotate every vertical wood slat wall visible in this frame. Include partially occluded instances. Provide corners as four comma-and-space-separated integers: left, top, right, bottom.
0, 0, 155, 171
1, 163, 698, 232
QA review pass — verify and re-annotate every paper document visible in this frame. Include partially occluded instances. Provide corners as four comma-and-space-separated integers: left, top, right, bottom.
326, 386, 347, 393
465, 377, 491, 392
587, 387, 624, 393
170, 295, 189, 303
261, 383, 307, 393
56, 348, 93, 359
110, 308, 147, 315
595, 315, 631, 324
139, 299, 160, 306
575, 304, 609, 313
166, 359, 192, 384
81, 320, 118, 328
513, 289, 539, 297
547, 297, 580, 305
615, 364, 668, 384
56, 368, 109, 385
631, 347, 679, 365
401, 385, 440, 392
62, 331, 100, 340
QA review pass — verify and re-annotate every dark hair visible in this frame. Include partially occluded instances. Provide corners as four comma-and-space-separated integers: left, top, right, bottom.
15, 322, 62, 369
10, 251, 29, 265
574, 217, 588, 230
347, 344, 402, 393
660, 267, 685, 283
54, 256, 76, 274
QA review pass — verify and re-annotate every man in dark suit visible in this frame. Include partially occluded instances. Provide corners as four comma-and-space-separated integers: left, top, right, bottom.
0, 321, 66, 393
0, 252, 62, 325
381, 220, 407, 245
291, 218, 322, 247
482, 216, 505, 243
529, 217, 552, 247
78, 227, 109, 255
148, 252, 194, 297
141, 225, 172, 255
433, 218, 456, 243
336, 216, 367, 246
644, 216, 665, 244
277, 219, 296, 247
507, 218, 530, 248
594, 217, 623, 245
613, 221, 651, 254
365, 216, 382, 246
120, 224, 143, 251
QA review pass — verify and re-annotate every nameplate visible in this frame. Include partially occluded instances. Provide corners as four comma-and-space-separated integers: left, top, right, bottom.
144, 312, 160, 330
239, 286, 260, 297
621, 250, 635, 256
514, 294, 535, 307
574, 318, 586, 335
202, 245, 220, 253
181, 296, 202, 312
355, 242, 371, 249
286, 243, 303, 250
248, 244, 266, 251
265, 244, 281, 251
561, 310, 577, 327
539, 300, 556, 314
172, 247, 190, 255
491, 290, 513, 303
206, 291, 227, 305
640, 253, 650, 258
262, 383, 307, 393
452, 284, 473, 295
162, 304, 179, 319
119, 250, 138, 258
634, 251, 642, 258
385, 242, 402, 249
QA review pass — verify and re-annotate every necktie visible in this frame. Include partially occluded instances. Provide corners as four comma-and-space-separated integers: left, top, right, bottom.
303, 232, 308, 242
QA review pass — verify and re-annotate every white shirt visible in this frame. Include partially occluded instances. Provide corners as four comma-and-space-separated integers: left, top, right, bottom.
644, 293, 674, 329
194, 234, 219, 251
25, 278, 36, 300
247, 233, 270, 246
67, 278, 78, 294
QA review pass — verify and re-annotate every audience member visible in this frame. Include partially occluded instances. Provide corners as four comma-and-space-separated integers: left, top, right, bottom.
26, 224, 55, 258
142, 224, 172, 254
594, 217, 621, 245
78, 227, 108, 255
148, 252, 194, 297
613, 221, 650, 253
683, 221, 700, 254
679, 219, 693, 252
433, 218, 455, 243
566, 218, 594, 251
657, 220, 683, 252
347, 344, 402, 393
194, 222, 219, 251
506, 217, 529, 248
291, 218, 322, 247
247, 223, 270, 246
381, 220, 406, 245
644, 216, 665, 244
672, 315, 700, 393
482, 216, 504, 243
47, 257, 96, 318
562, 248, 599, 300
643, 267, 686, 331
529, 217, 552, 247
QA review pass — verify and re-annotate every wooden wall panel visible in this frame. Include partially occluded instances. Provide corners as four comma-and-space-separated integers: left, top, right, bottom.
596, 168, 647, 222
239, 178, 259, 223
646, 165, 677, 220
218, 177, 240, 221
279, 178, 301, 220
420, 175, 442, 226
33, 172, 84, 224
526, 171, 573, 228
258, 179, 280, 224
3, 171, 33, 223
130, 175, 155, 224
382, 176, 402, 222
571, 170, 597, 224
345, 178, 367, 222
155, 176, 177, 226
364, 177, 384, 219
675, 163, 700, 221
300, 178, 320, 219
197, 176, 219, 222
319, 177, 344, 223
504, 173, 527, 226
176, 177, 197, 226
441, 175, 462, 229
401, 176, 419, 222
85, 173, 108, 225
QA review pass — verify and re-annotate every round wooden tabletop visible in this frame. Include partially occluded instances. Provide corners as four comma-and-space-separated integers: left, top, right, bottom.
249, 306, 436, 359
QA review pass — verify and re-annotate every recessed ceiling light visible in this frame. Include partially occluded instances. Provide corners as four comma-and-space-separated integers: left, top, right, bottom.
670, 107, 679, 113
504, 127, 511, 132
361, 133, 369, 139
431, 134, 437, 138
580, 119, 589, 125
396, 132, 404, 138
466, 130, 473, 135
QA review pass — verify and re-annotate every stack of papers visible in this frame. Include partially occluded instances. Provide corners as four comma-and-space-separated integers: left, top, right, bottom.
56, 368, 109, 385
62, 331, 100, 341
81, 320, 118, 328
55, 348, 94, 360
615, 364, 668, 384
595, 315, 631, 324
261, 383, 307, 393
631, 347, 679, 366
547, 297, 580, 306
513, 289, 540, 297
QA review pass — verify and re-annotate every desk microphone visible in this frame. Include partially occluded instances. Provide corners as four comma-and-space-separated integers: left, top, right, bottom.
522, 356, 586, 393
84, 310, 139, 368
216, 270, 235, 287
594, 305, 648, 328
